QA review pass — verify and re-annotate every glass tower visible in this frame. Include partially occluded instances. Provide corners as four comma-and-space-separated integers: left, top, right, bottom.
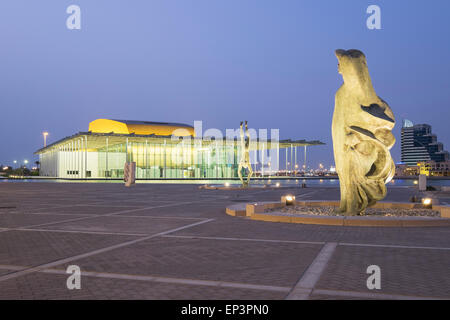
401, 119, 449, 166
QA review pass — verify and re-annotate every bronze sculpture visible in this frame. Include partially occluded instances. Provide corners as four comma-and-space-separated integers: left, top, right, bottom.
238, 121, 253, 187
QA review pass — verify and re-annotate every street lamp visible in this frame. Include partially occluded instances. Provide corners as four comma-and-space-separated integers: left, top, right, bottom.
43, 132, 49, 147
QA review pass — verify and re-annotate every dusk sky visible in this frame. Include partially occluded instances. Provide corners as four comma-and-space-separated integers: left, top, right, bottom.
1, 0, 449, 169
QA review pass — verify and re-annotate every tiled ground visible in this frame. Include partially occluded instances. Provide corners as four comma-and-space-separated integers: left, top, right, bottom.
173, 218, 450, 247
60, 237, 321, 287
315, 245, 450, 298
0, 229, 138, 267
25, 205, 145, 215
0, 272, 286, 300
0, 270, 15, 277
0, 182, 449, 300
0, 213, 91, 228
30, 216, 202, 235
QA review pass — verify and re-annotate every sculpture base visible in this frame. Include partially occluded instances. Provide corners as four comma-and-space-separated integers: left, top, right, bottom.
199, 184, 287, 190
226, 201, 450, 227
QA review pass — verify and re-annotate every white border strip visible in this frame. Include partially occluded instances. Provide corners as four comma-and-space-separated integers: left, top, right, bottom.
286, 242, 337, 300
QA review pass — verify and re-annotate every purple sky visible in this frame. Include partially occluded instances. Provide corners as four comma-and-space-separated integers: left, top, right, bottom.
1, 0, 449, 169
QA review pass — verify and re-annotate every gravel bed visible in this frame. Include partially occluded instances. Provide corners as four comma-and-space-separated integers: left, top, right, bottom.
266, 206, 440, 217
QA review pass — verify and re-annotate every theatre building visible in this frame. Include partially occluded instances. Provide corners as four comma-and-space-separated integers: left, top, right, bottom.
35, 119, 323, 179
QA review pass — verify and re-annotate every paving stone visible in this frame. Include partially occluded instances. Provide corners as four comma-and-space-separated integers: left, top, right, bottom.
0, 230, 138, 267
309, 293, 378, 300
60, 237, 321, 287
26, 205, 144, 215
315, 245, 450, 298
31, 216, 200, 235
118, 202, 231, 219
173, 217, 450, 248
0, 269, 15, 276
0, 182, 449, 300
0, 213, 89, 228
0, 272, 286, 300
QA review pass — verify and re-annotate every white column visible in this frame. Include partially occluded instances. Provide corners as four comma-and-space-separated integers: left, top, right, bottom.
84, 136, 88, 178
291, 144, 294, 175
64, 144, 67, 178
78, 139, 81, 178
145, 140, 148, 179
106, 137, 109, 178
261, 142, 265, 177
304, 145, 307, 172
285, 148, 288, 175
71, 141, 74, 178
164, 139, 167, 178
295, 146, 297, 174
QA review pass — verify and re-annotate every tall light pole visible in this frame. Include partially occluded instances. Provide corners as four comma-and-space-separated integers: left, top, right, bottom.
43, 132, 49, 147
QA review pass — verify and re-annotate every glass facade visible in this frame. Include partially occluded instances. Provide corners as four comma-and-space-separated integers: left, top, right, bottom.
96, 139, 240, 179
37, 131, 323, 179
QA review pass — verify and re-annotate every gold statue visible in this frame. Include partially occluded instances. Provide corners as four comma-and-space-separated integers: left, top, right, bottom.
332, 49, 395, 215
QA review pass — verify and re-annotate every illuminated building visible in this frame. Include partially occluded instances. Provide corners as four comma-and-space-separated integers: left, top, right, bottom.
35, 119, 324, 179
418, 161, 450, 177
401, 119, 449, 166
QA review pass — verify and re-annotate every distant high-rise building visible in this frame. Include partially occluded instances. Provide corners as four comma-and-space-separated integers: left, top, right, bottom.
401, 119, 449, 166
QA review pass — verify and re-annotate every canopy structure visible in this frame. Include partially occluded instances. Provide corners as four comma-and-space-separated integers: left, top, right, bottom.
35, 132, 325, 155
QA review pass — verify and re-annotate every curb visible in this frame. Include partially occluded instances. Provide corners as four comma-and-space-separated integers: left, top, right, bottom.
225, 201, 450, 227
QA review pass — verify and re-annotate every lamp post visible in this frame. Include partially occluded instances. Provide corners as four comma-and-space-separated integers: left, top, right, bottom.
43, 132, 49, 147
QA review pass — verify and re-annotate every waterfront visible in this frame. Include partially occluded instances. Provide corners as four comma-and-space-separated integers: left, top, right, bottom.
2, 177, 450, 187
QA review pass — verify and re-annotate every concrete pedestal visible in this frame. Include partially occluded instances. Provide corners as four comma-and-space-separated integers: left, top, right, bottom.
418, 174, 427, 191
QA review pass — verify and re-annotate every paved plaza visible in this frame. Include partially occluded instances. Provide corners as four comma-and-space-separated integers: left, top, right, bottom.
0, 182, 449, 300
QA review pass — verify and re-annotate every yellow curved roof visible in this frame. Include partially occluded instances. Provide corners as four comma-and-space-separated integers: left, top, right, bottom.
88, 119, 195, 136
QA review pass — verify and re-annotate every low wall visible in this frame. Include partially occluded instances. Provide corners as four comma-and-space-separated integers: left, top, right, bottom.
226, 200, 450, 227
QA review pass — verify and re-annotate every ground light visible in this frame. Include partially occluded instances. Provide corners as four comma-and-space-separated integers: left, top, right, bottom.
422, 198, 432, 209
286, 194, 295, 206
275, 182, 280, 187
283, 194, 295, 206
224, 182, 230, 187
